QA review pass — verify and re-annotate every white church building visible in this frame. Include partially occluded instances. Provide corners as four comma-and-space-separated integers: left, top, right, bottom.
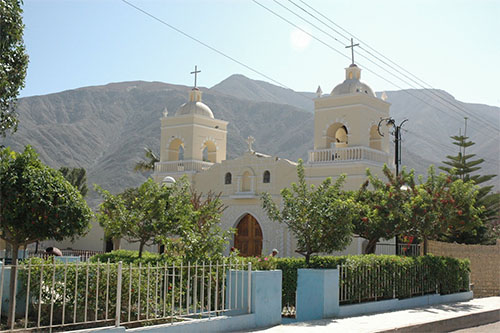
15, 61, 396, 258
151, 62, 394, 257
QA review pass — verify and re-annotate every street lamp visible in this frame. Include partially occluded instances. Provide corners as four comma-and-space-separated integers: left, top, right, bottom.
377, 117, 408, 176
162, 176, 176, 188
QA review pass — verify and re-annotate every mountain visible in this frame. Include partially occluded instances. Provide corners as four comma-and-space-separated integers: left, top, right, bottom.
2, 75, 498, 209
1, 80, 312, 208
211, 74, 315, 111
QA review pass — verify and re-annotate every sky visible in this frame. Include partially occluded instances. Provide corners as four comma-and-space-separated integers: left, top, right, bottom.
20, 0, 500, 107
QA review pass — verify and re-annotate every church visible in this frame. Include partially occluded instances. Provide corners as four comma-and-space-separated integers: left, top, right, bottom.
13, 60, 396, 258
152, 61, 394, 257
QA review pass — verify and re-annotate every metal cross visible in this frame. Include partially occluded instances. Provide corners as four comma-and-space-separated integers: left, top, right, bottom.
345, 38, 360, 65
190, 65, 201, 88
246, 136, 255, 152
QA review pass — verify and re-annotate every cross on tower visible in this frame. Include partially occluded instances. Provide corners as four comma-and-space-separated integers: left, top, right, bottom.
190, 65, 201, 88
345, 38, 360, 65
246, 136, 255, 152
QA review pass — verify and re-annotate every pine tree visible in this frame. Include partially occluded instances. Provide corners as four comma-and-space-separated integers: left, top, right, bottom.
439, 126, 499, 244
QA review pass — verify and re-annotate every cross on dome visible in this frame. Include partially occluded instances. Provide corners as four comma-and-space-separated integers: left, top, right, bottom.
190, 65, 201, 88
246, 136, 255, 152
345, 38, 360, 65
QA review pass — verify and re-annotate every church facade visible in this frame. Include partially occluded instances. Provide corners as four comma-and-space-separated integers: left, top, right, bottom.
152, 63, 394, 257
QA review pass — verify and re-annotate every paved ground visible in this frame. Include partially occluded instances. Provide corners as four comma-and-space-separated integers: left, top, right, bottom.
245, 297, 500, 333
451, 321, 500, 332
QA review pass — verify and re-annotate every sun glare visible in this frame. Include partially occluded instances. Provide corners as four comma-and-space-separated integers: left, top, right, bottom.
289, 27, 312, 51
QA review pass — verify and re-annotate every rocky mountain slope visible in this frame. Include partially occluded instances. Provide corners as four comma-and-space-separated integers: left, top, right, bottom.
2, 75, 498, 208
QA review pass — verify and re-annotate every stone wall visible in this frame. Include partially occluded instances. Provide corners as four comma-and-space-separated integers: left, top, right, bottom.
427, 239, 500, 297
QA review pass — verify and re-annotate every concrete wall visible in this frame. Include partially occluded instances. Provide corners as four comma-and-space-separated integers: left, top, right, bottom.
337, 292, 473, 318
126, 270, 282, 333
292, 268, 473, 322
427, 239, 500, 297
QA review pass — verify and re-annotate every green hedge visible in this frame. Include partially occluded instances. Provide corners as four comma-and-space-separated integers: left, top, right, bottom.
88, 251, 469, 307
272, 255, 470, 307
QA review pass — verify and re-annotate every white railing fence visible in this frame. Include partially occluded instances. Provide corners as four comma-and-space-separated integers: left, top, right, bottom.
308, 146, 389, 164
0, 259, 251, 332
154, 160, 214, 173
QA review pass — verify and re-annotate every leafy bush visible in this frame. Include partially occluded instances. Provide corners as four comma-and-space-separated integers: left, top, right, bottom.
18, 256, 239, 328
270, 255, 470, 307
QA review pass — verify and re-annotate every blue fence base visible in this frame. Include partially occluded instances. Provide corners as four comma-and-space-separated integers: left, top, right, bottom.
338, 291, 473, 318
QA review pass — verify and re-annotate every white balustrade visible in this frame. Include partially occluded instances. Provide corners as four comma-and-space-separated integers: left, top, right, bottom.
154, 160, 214, 173
308, 146, 389, 164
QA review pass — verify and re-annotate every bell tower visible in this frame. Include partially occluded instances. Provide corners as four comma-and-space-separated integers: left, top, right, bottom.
309, 61, 391, 166
155, 67, 228, 180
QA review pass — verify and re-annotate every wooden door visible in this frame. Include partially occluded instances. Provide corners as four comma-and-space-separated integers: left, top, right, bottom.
234, 214, 263, 257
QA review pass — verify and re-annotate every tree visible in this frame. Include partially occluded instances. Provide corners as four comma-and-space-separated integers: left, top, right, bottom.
59, 167, 88, 197
439, 133, 499, 243
134, 147, 159, 173
0, 0, 29, 137
96, 178, 191, 258
403, 166, 482, 254
166, 190, 233, 261
0, 145, 92, 325
261, 160, 355, 264
353, 165, 412, 254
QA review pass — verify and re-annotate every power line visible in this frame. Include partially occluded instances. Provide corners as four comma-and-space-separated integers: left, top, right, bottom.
121, 0, 498, 168
288, 0, 499, 134
119, 0, 313, 103
274, 0, 484, 129
254, 0, 487, 131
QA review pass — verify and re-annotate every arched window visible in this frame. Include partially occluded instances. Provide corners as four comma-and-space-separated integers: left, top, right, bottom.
263, 170, 270, 183
168, 138, 184, 161
326, 123, 348, 148
225, 172, 232, 185
201, 140, 217, 163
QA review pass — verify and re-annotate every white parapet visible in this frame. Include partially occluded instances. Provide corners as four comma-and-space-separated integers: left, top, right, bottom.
308, 146, 389, 164
154, 160, 214, 174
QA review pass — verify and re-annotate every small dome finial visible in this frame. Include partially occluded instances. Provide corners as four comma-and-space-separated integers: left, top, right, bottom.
163, 107, 168, 117
316, 85, 323, 98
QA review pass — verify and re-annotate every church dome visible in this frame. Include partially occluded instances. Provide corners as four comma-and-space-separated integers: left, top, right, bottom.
331, 64, 375, 97
175, 88, 214, 119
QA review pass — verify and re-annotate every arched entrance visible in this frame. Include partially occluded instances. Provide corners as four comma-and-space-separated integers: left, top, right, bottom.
234, 214, 263, 257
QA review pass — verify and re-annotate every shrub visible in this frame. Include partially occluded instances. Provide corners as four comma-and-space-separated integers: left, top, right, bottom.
270, 254, 470, 307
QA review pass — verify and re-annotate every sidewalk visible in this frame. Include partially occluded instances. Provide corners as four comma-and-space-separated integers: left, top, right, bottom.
246, 297, 500, 332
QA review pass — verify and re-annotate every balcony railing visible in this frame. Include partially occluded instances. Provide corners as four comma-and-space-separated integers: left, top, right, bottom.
154, 160, 214, 173
308, 146, 389, 164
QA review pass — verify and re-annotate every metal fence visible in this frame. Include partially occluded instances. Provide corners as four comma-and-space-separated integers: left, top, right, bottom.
338, 263, 469, 304
375, 243, 421, 257
0, 249, 105, 263
0, 259, 251, 332
26, 249, 105, 262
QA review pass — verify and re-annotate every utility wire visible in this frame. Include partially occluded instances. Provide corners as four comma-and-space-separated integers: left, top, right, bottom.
255, 0, 485, 131
120, 0, 313, 103
290, 0, 499, 133
121, 0, 498, 168
275, 0, 482, 128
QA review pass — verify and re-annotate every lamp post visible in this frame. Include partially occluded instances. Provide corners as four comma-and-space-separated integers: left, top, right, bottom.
377, 117, 408, 176
162, 176, 176, 188
378, 118, 408, 256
